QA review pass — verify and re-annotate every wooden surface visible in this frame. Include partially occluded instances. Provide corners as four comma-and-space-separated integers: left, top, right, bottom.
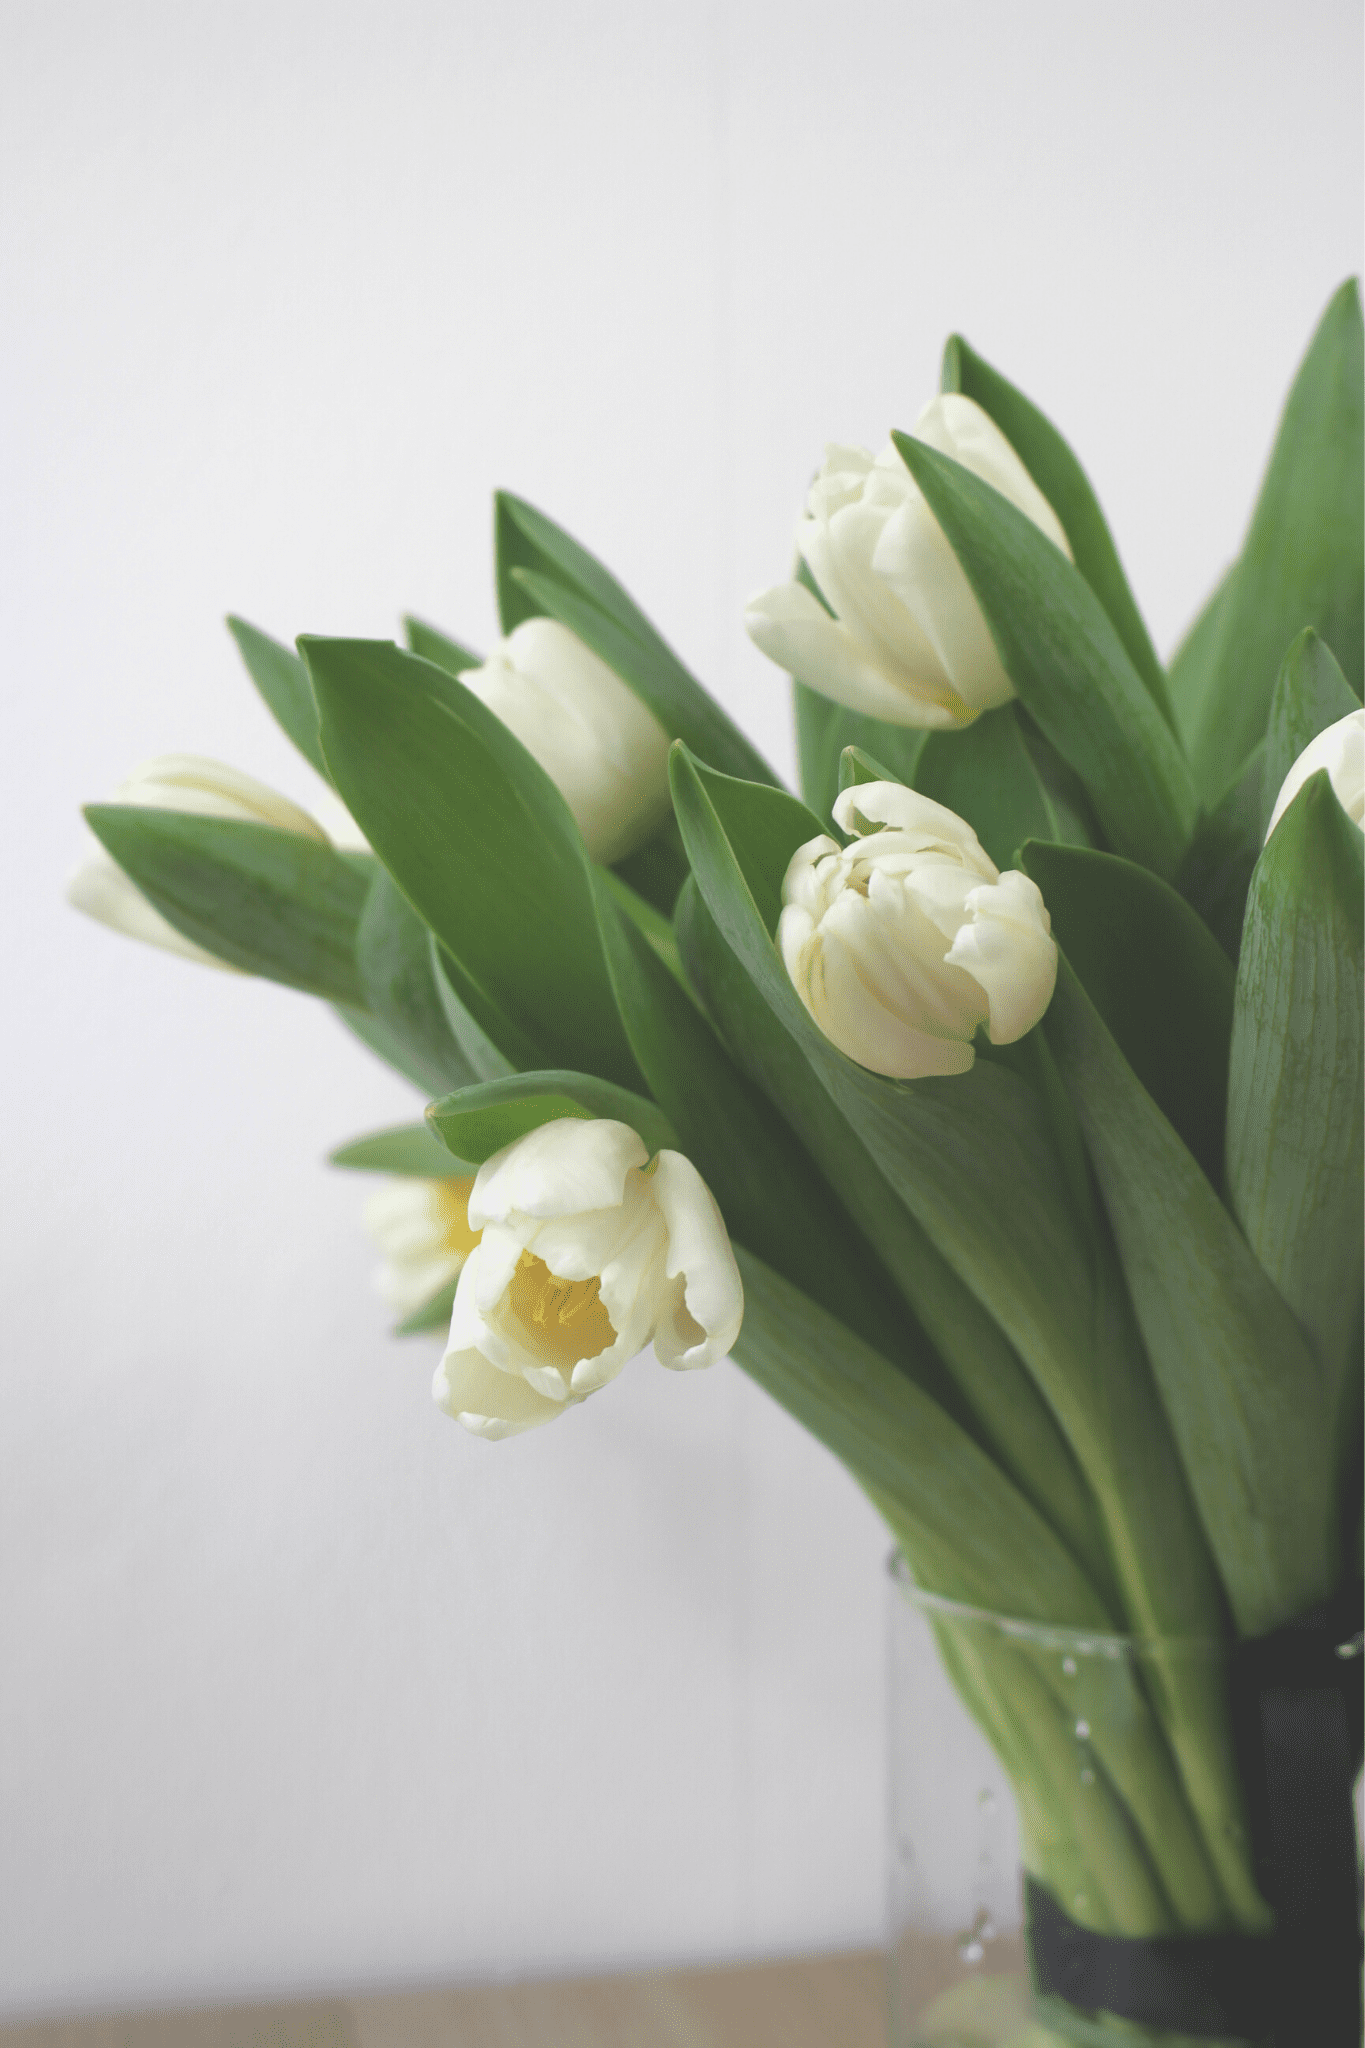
0, 1952, 886, 2048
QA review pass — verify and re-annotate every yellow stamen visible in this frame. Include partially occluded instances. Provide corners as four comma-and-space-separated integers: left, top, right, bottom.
507, 1250, 617, 1371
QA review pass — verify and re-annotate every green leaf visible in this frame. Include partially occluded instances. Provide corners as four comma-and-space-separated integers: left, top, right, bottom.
1227, 774, 1364, 1426
1167, 566, 1236, 756
893, 435, 1198, 878
1189, 281, 1364, 794
913, 704, 1075, 870
1260, 628, 1361, 840
594, 871, 962, 1409
427, 1070, 678, 1165
1172, 745, 1265, 964
609, 813, 692, 917
331, 1124, 474, 1176
671, 747, 1268, 1910
402, 616, 482, 676
596, 866, 693, 996
793, 678, 930, 825
1043, 955, 1337, 1637
395, 1274, 460, 1336
83, 807, 368, 1004
495, 491, 781, 786
941, 335, 1172, 726
731, 1247, 1112, 1628
676, 871, 1116, 1600
227, 617, 329, 781
355, 868, 483, 1095
302, 637, 645, 1093
332, 1002, 448, 1090
429, 942, 526, 1079
1021, 843, 1235, 1187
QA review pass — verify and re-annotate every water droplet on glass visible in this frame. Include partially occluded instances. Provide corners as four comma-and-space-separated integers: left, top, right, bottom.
1074, 1719, 1091, 1741
1079, 1766, 1096, 1785
1061, 1656, 1078, 1677
956, 1907, 992, 1964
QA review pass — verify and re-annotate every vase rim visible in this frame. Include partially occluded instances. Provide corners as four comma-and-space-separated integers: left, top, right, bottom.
885, 1550, 1227, 1659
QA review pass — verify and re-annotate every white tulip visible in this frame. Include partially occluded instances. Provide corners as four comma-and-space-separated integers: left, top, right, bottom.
458, 618, 672, 865
779, 782, 1057, 1079
1264, 709, 1365, 841
363, 1175, 482, 1319
67, 755, 332, 969
434, 1117, 744, 1440
745, 395, 1071, 730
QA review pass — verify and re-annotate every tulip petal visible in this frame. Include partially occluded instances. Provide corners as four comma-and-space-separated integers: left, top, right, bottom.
744, 583, 962, 730
948, 872, 1058, 1045
434, 1344, 572, 1438
1265, 707, 1365, 839
650, 1151, 745, 1368
471, 1116, 648, 1227
66, 846, 236, 969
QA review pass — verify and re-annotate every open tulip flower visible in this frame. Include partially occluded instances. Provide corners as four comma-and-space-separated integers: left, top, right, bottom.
73, 282, 1365, 2035
434, 1118, 743, 1439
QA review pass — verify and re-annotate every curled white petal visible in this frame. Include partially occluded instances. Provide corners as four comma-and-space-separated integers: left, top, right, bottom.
434, 1345, 574, 1439
459, 618, 672, 864
648, 1151, 745, 1369
746, 398, 1070, 729
470, 1116, 649, 1228
1265, 709, 1365, 841
945, 871, 1058, 1045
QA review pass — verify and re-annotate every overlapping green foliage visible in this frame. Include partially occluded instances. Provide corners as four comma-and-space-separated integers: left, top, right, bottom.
83, 282, 1363, 1956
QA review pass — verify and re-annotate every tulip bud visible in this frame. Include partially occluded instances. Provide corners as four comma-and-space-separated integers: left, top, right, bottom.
67, 755, 332, 968
1265, 708, 1365, 841
745, 396, 1070, 730
363, 1176, 482, 1319
779, 782, 1057, 1079
458, 618, 672, 864
434, 1117, 744, 1439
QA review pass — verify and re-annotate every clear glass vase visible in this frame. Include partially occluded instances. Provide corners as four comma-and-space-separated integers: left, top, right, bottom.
885, 1556, 1283, 2048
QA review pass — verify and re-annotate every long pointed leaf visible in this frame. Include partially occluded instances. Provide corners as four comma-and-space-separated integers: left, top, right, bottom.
676, 872, 1116, 1599
402, 616, 482, 676
302, 637, 645, 1092
1167, 566, 1235, 756
941, 335, 1172, 726
1021, 843, 1234, 1187
1189, 281, 1364, 794
495, 491, 781, 786
1260, 628, 1361, 840
355, 869, 483, 1095
732, 1247, 1112, 1629
1043, 957, 1337, 1636
428, 1071, 677, 1165
83, 807, 368, 1004
893, 436, 1197, 878
227, 617, 329, 781
331, 1124, 474, 1176
1227, 774, 1364, 1423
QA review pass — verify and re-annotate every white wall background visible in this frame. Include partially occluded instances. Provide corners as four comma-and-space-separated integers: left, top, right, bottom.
2, 0, 1361, 2021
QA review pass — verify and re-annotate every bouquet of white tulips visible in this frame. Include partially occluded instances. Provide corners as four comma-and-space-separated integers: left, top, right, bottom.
73, 282, 1362, 2046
